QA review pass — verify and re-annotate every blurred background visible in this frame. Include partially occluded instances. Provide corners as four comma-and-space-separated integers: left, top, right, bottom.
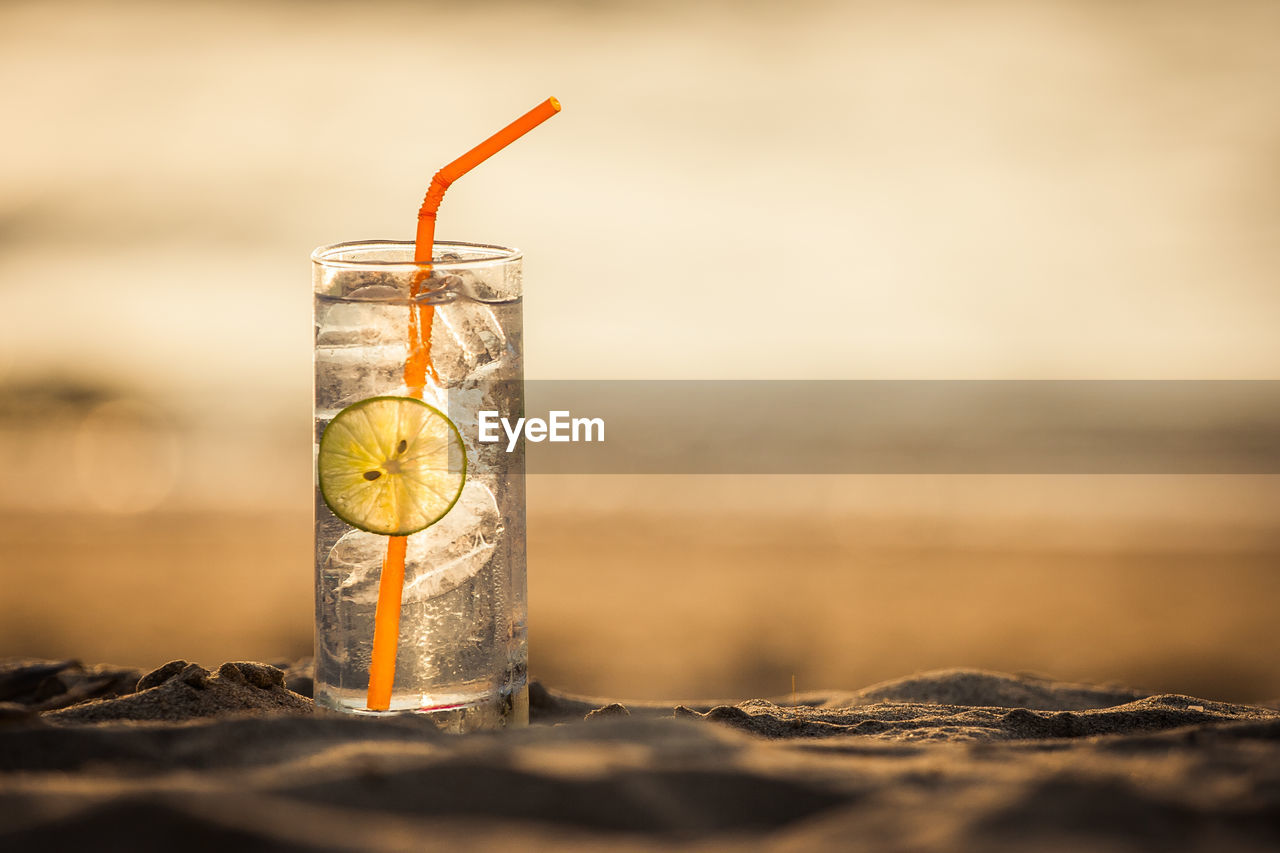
1, 0, 1278, 701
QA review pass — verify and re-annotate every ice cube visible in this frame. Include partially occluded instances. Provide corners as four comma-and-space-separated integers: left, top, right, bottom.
315, 300, 408, 348
429, 297, 510, 382
328, 270, 400, 297
314, 344, 406, 411
415, 274, 463, 306
323, 480, 503, 605
403, 481, 503, 601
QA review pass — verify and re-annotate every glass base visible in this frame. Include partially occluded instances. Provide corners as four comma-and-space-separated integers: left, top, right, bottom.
315, 681, 529, 732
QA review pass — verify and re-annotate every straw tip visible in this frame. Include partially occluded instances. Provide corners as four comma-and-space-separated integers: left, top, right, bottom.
548, 96, 561, 112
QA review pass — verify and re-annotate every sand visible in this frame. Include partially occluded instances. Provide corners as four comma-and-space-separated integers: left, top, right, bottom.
1, 660, 1278, 851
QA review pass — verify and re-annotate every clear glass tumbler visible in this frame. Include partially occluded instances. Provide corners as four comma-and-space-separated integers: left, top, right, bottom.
312, 240, 527, 730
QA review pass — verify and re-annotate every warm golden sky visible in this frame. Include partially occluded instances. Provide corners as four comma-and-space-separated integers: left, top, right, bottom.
1, 0, 1278, 425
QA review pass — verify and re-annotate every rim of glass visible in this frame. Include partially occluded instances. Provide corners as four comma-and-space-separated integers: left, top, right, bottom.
311, 239, 522, 271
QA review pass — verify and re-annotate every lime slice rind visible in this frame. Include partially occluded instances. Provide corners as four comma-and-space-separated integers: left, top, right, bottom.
318, 396, 467, 536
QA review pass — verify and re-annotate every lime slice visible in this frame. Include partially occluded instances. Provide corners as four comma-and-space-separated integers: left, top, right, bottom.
318, 396, 466, 536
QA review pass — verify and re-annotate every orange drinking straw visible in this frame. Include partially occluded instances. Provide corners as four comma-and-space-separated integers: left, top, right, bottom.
366, 97, 561, 712
413, 97, 562, 260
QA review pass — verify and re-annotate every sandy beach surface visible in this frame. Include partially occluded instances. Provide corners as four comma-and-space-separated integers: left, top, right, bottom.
2, 659, 1277, 851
